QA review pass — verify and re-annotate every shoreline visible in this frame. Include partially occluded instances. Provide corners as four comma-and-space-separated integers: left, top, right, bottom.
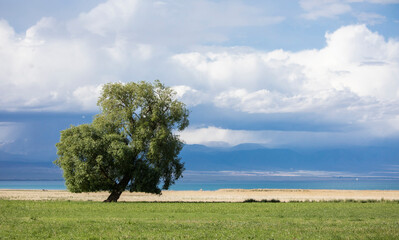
1, 189, 399, 202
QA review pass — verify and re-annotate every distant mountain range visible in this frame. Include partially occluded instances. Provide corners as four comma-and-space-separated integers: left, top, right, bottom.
0, 144, 398, 180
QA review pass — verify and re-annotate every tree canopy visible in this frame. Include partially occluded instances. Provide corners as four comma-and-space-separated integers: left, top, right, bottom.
55, 80, 189, 202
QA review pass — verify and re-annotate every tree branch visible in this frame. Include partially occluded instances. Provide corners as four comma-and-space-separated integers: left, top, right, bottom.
99, 166, 114, 183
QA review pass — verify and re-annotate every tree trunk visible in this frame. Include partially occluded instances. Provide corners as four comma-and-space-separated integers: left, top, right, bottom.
103, 175, 131, 202
104, 190, 123, 202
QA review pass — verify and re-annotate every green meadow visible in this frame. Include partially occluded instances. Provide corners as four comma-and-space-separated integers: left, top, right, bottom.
1, 200, 398, 239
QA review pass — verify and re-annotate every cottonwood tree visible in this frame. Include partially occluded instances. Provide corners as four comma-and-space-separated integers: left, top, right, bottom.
55, 81, 189, 202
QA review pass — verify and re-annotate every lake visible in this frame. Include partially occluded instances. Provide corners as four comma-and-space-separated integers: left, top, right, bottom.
1, 178, 399, 191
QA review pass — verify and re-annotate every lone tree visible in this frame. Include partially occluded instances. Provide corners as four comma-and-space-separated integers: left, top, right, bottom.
55, 80, 189, 202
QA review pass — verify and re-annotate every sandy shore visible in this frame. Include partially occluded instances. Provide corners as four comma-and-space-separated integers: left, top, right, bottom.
1, 189, 399, 202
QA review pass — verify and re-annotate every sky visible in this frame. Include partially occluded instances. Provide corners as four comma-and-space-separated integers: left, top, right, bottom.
0, 0, 399, 180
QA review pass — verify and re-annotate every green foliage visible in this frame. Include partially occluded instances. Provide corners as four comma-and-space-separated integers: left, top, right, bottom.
54, 81, 189, 200
1, 200, 399, 239
243, 198, 257, 202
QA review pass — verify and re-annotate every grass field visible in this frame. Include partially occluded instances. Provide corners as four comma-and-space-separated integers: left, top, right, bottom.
1, 200, 398, 239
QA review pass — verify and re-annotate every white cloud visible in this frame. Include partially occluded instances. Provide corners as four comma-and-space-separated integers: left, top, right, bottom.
295, 25, 399, 99
0, 0, 398, 151
214, 88, 379, 115
0, 0, 284, 112
178, 126, 380, 148
72, 84, 103, 111
71, 0, 139, 37
0, 18, 100, 111
356, 0, 399, 3
300, 0, 399, 20
171, 85, 208, 107
0, 1, 398, 145
70, 0, 284, 45
172, 50, 275, 91
179, 126, 271, 147
3, 3, 397, 142
174, 25, 399, 130
300, 0, 352, 19
355, 12, 386, 25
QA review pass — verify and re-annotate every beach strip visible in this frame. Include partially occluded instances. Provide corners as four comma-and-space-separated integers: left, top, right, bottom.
1, 189, 399, 202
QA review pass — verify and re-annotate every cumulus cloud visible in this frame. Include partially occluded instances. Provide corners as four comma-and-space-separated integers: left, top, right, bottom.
179, 126, 271, 147
355, 12, 386, 25
174, 25, 399, 132
213, 88, 378, 115
0, 18, 100, 111
171, 85, 208, 107
178, 126, 379, 148
0, 0, 398, 152
300, 0, 352, 19
1, 0, 396, 122
71, 0, 139, 37
0, 0, 283, 112
72, 84, 103, 111
172, 50, 281, 91
0, 0, 398, 147
360, 0, 399, 3
70, 0, 284, 45
299, 0, 399, 19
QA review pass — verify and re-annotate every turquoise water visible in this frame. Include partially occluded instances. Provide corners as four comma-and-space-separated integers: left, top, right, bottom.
170, 180, 399, 191
0, 181, 66, 190
1, 179, 399, 190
